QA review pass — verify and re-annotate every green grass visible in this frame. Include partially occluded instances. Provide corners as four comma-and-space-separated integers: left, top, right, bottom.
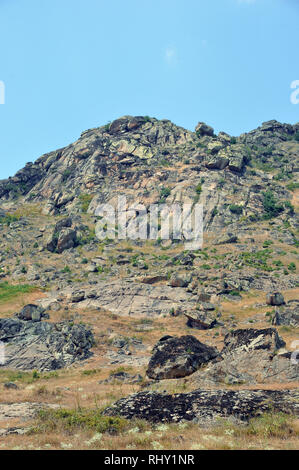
32, 408, 128, 435
0, 281, 36, 303
245, 412, 296, 439
79, 194, 93, 213
0, 213, 20, 226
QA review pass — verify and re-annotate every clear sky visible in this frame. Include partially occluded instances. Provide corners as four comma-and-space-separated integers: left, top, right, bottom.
0, 0, 299, 179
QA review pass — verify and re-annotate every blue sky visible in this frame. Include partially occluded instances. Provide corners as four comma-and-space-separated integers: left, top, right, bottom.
0, 0, 299, 178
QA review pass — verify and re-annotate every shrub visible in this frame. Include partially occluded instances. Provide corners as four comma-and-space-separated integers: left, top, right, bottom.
284, 200, 295, 215
286, 182, 299, 191
33, 408, 128, 435
288, 262, 296, 272
61, 266, 71, 274
79, 194, 93, 213
0, 213, 20, 226
246, 412, 294, 438
293, 131, 299, 142
195, 183, 202, 195
262, 190, 284, 219
229, 204, 243, 215
159, 187, 171, 202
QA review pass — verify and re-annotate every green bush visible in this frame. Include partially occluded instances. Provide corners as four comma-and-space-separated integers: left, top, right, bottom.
288, 262, 296, 272
79, 194, 93, 213
159, 187, 171, 202
262, 190, 284, 219
0, 213, 20, 226
195, 183, 202, 195
284, 200, 295, 215
229, 204, 243, 215
34, 408, 128, 435
293, 131, 299, 142
286, 182, 299, 191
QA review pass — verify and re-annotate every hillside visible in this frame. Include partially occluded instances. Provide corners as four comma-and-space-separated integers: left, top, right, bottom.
0, 116, 298, 450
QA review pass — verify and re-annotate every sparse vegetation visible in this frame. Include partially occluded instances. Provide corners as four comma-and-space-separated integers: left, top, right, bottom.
0, 282, 36, 303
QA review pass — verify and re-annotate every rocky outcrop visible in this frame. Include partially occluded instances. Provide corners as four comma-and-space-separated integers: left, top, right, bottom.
190, 328, 298, 387
63, 280, 197, 317
104, 389, 299, 424
221, 328, 286, 355
272, 301, 299, 327
146, 335, 218, 380
0, 318, 94, 371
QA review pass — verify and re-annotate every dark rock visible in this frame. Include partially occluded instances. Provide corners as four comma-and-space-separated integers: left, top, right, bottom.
266, 292, 286, 306
222, 328, 286, 355
4, 382, 19, 390
146, 335, 218, 380
54, 217, 72, 233
16, 304, 48, 322
0, 318, 94, 371
195, 122, 215, 137
216, 232, 238, 245
272, 301, 299, 327
103, 389, 299, 424
185, 311, 219, 330
102, 371, 143, 384
56, 228, 77, 254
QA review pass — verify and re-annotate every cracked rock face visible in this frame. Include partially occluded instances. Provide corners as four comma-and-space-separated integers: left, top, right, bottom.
0, 318, 94, 371
146, 335, 218, 380
272, 301, 299, 327
221, 328, 286, 355
104, 389, 299, 424
189, 328, 299, 387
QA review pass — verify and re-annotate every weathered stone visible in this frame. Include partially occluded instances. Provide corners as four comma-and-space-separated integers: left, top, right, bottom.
195, 122, 215, 137
216, 232, 238, 245
266, 292, 286, 306
17, 304, 48, 322
146, 335, 218, 380
56, 228, 77, 253
272, 301, 299, 327
169, 274, 190, 288
104, 389, 299, 424
222, 328, 286, 355
0, 318, 94, 371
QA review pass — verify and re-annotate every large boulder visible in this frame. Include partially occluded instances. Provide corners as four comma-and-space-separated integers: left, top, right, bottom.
195, 122, 215, 137
146, 335, 218, 380
272, 300, 299, 327
222, 328, 286, 355
45, 217, 77, 253
0, 318, 94, 371
104, 389, 299, 424
205, 155, 229, 170
56, 228, 77, 253
16, 304, 48, 322
185, 310, 220, 330
266, 292, 286, 306
215, 232, 238, 245
196, 350, 299, 386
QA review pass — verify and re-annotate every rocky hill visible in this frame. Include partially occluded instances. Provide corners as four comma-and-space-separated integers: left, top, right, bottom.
0, 116, 298, 449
